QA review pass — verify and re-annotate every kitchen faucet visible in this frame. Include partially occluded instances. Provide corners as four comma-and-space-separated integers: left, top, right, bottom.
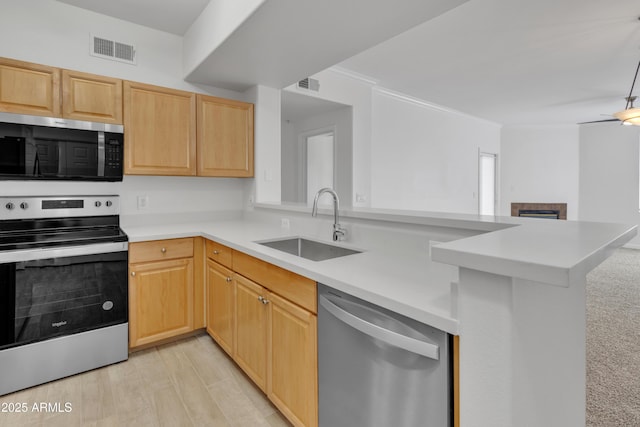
312, 188, 346, 241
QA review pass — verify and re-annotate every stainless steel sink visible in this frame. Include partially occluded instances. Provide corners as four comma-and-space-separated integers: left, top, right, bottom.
257, 237, 361, 261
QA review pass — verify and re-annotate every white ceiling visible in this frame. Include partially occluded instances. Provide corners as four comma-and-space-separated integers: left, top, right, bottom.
183, 0, 468, 92
281, 91, 350, 123
339, 0, 640, 126
55, 0, 640, 126
57, 0, 210, 35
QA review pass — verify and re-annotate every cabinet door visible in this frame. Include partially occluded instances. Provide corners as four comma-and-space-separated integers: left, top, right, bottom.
197, 94, 254, 177
206, 259, 235, 356
62, 69, 122, 123
124, 81, 196, 175
235, 275, 267, 391
268, 291, 318, 427
0, 57, 60, 116
129, 257, 194, 348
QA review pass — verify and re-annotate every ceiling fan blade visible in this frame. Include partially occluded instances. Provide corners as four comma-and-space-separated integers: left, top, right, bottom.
577, 118, 620, 124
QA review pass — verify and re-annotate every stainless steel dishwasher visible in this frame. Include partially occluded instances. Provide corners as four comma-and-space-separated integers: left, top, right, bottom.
318, 284, 451, 427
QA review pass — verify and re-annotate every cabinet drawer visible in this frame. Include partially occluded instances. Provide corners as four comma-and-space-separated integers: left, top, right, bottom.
233, 251, 317, 314
129, 238, 194, 263
205, 240, 233, 268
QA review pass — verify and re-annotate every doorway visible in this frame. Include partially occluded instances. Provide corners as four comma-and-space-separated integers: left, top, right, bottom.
479, 152, 497, 215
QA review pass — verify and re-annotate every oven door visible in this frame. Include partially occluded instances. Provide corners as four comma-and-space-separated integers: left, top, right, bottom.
0, 242, 128, 350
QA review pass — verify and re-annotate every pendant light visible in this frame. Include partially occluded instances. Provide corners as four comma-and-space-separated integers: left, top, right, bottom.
613, 59, 640, 125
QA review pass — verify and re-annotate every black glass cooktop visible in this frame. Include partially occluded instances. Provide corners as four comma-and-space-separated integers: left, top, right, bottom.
0, 216, 128, 251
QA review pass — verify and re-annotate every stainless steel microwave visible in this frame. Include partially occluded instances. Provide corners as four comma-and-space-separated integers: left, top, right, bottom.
0, 112, 123, 181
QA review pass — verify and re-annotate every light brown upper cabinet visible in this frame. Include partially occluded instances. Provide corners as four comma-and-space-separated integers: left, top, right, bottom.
0, 57, 61, 117
62, 69, 122, 124
197, 94, 254, 177
124, 81, 197, 176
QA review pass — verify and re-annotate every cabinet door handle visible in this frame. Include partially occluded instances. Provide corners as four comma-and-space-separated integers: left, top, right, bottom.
226, 277, 232, 282
131, 271, 136, 277
161, 247, 167, 253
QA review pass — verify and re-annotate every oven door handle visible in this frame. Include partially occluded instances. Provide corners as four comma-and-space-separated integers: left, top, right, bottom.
0, 241, 128, 263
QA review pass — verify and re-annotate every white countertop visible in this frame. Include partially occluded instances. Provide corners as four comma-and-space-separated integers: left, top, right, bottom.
430, 217, 636, 287
123, 218, 459, 334
122, 212, 637, 335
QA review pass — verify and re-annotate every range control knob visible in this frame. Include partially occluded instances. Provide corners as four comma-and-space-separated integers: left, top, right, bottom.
5, 202, 14, 210
105, 200, 113, 207
19, 202, 28, 210
95, 201, 102, 208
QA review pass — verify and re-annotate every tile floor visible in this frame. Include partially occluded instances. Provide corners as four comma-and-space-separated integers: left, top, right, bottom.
0, 333, 291, 427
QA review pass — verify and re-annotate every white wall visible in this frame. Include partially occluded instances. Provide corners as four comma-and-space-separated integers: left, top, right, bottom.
579, 123, 640, 247
274, 69, 503, 214
500, 123, 640, 247
281, 107, 352, 205
500, 125, 580, 220
3, 1, 241, 98
281, 119, 297, 203
280, 68, 374, 207
370, 89, 501, 214
246, 85, 281, 204
1, 0, 250, 217
183, 0, 265, 76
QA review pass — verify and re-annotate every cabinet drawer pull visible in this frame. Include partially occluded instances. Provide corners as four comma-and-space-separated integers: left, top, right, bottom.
161, 247, 167, 253
131, 271, 136, 277
226, 277, 232, 282
213, 250, 220, 255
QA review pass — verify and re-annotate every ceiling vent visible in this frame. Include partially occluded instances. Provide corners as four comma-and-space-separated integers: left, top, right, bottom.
298, 77, 320, 92
90, 34, 136, 65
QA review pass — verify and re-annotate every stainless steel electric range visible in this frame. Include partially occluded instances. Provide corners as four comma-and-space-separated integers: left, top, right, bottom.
0, 195, 128, 395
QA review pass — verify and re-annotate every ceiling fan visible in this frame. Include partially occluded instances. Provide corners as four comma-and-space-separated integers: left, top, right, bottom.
579, 58, 640, 125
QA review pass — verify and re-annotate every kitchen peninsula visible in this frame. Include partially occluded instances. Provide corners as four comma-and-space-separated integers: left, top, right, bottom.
122, 205, 636, 427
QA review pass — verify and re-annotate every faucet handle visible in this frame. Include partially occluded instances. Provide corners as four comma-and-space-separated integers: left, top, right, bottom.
333, 224, 347, 241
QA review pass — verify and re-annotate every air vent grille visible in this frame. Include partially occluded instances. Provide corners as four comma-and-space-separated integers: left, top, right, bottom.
90, 35, 136, 65
298, 78, 320, 92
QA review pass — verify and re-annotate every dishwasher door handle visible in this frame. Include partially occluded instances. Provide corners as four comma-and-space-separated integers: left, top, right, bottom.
319, 295, 439, 360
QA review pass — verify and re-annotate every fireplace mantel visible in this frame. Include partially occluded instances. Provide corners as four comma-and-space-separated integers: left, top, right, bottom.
511, 202, 567, 220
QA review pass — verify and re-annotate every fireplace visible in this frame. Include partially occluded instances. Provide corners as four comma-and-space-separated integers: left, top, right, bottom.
511, 203, 567, 220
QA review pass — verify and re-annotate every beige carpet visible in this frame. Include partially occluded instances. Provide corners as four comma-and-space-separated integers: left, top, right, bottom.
586, 248, 640, 426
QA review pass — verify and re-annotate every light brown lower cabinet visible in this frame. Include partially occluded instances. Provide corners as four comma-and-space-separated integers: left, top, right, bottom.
206, 259, 235, 356
129, 237, 204, 349
129, 257, 193, 348
234, 274, 268, 390
205, 242, 318, 427
267, 291, 318, 427
454, 335, 460, 427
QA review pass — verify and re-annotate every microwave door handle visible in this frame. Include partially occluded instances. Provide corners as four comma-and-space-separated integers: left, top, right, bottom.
319, 295, 440, 360
57, 142, 66, 175
33, 150, 40, 176
97, 131, 105, 176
